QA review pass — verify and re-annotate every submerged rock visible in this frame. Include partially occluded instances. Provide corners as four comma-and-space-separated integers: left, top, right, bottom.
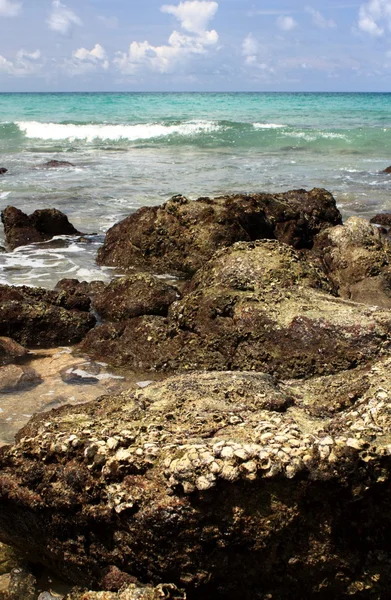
40, 160, 75, 169
0, 284, 96, 347
0, 169, 7, 176
382, 165, 391, 173
314, 216, 391, 308
82, 240, 391, 378
1, 366, 391, 598
0, 364, 42, 393
1, 206, 80, 250
0, 338, 28, 367
97, 189, 341, 276
370, 213, 391, 227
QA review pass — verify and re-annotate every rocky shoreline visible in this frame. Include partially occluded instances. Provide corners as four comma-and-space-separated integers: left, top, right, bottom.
1, 189, 391, 598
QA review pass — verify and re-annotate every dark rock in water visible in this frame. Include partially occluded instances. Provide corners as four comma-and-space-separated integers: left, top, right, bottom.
93, 274, 180, 322
1, 206, 80, 250
97, 188, 342, 276
60, 362, 101, 385
2, 367, 391, 598
0, 284, 96, 347
40, 159, 75, 169
0, 364, 42, 393
0, 169, 7, 176
55, 279, 107, 300
382, 165, 391, 173
370, 213, 391, 227
313, 216, 391, 308
0, 338, 28, 367
82, 240, 391, 379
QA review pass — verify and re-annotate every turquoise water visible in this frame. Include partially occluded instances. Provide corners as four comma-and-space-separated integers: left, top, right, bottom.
0, 92, 391, 287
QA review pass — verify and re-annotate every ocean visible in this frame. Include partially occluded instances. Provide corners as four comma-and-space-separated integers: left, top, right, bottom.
0, 91, 391, 288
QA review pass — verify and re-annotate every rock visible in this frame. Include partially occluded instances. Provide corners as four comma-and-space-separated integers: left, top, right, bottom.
93, 274, 180, 322
0, 338, 28, 367
65, 583, 185, 600
0, 170, 7, 176
97, 189, 342, 276
0, 284, 96, 347
7, 566, 37, 600
313, 216, 391, 308
0, 364, 42, 393
370, 213, 391, 227
0, 544, 19, 576
40, 160, 75, 169
82, 240, 391, 379
1, 206, 80, 250
2, 367, 391, 598
382, 165, 391, 173
60, 362, 101, 385
55, 279, 107, 307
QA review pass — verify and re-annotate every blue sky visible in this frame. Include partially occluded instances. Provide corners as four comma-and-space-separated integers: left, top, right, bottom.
0, 0, 391, 91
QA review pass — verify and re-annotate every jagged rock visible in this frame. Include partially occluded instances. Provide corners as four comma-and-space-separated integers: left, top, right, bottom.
65, 583, 185, 600
93, 274, 180, 322
0, 544, 19, 577
97, 189, 341, 276
370, 213, 391, 227
6, 566, 37, 600
55, 279, 107, 300
2, 366, 391, 598
314, 216, 391, 308
0, 364, 42, 393
1, 206, 80, 250
82, 240, 391, 378
0, 284, 95, 347
0, 338, 28, 367
40, 160, 75, 169
382, 165, 391, 173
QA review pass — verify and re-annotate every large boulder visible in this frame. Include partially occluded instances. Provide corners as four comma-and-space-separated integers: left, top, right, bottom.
314, 216, 391, 308
93, 274, 180, 322
82, 240, 391, 379
1, 366, 391, 598
0, 284, 95, 347
97, 189, 342, 276
1, 206, 80, 250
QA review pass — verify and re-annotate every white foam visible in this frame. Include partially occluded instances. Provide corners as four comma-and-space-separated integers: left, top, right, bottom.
0, 192, 10, 200
15, 120, 220, 142
253, 123, 285, 129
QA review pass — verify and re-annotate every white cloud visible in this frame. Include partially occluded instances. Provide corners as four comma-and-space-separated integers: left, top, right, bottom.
115, 1, 219, 75
277, 16, 297, 31
161, 1, 218, 34
305, 6, 336, 29
0, 0, 21, 17
67, 44, 109, 74
358, 0, 391, 36
47, 0, 82, 36
0, 49, 42, 76
242, 33, 259, 65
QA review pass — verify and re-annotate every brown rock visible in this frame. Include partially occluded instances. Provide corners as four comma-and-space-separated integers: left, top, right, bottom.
370, 213, 391, 227
1, 206, 80, 250
93, 274, 180, 322
0, 170, 7, 176
313, 216, 391, 308
0, 338, 28, 367
0, 364, 42, 393
0, 284, 96, 347
65, 583, 185, 600
97, 189, 341, 276
382, 165, 391, 173
40, 159, 75, 168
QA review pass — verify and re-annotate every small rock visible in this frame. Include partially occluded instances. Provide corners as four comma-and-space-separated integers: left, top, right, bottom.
40, 160, 74, 169
0, 364, 42, 393
0, 169, 7, 176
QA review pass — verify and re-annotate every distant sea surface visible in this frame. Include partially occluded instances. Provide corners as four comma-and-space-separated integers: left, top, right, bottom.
0, 91, 391, 288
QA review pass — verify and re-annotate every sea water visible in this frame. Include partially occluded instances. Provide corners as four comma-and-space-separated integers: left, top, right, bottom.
0, 91, 391, 288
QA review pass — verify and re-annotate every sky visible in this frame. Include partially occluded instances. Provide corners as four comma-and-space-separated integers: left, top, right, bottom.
0, 0, 391, 91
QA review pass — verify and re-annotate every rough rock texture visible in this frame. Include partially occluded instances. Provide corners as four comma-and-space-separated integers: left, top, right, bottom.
1, 206, 80, 250
0, 545, 18, 577
55, 279, 107, 301
93, 275, 180, 322
97, 189, 342, 276
2, 366, 391, 598
370, 213, 391, 227
66, 584, 185, 600
82, 240, 391, 378
0, 365, 42, 393
0, 338, 28, 367
0, 284, 95, 347
313, 216, 391, 307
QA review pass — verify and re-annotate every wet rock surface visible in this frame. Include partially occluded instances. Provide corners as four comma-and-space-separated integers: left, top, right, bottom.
0, 169, 7, 176
1, 206, 80, 250
39, 160, 75, 169
0, 365, 42, 394
65, 583, 185, 600
314, 216, 391, 307
370, 212, 391, 227
97, 189, 341, 276
0, 339, 28, 367
1, 367, 391, 598
0, 285, 95, 347
82, 240, 391, 378
92, 274, 180, 322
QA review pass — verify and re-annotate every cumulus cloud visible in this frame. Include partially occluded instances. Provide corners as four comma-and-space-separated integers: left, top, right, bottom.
358, 0, 391, 36
242, 33, 259, 65
276, 16, 297, 31
66, 44, 109, 75
0, 0, 21, 17
0, 49, 42, 76
305, 6, 336, 29
47, 0, 82, 36
115, 0, 219, 75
